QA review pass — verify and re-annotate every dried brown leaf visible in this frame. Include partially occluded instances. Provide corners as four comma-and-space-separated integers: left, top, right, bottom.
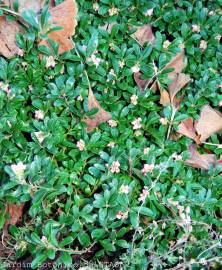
83, 89, 111, 132
161, 51, 190, 107
132, 24, 155, 46
164, 50, 186, 80
10, 0, 44, 13
159, 89, 170, 106
195, 105, 222, 142
177, 118, 201, 144
39, 0, 78, 54
134, 72, 158, 92
4, 203, 24, 228
185, 145, 215, 170
0, 16, 23, 58
168, 73, 190, 102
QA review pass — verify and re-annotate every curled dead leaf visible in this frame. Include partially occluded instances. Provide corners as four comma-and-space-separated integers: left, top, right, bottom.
185, 145, 215, 170
0, 16, 23, 58
195, 105, 222, 143
132, 24, 155, 46
83, 89, 111, 132
39, 0, 78, 54
4, 203, 24, 232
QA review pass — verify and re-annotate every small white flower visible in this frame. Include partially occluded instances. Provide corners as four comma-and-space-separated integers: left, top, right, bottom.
199, 40, 207, 51
172, 153, 182, 161
131, 64, 140, 73
109, 7, 119, 16
0, 82, 10, 93
192, 24, 200, 33
216, 35, 221, 41
132, 118, 142, 130
88, 54, 101, 67
46, 56, 56, 68
141, 164, 155, 175
93, 2, 99, 11
108, 119, 118, 127
109, 42, 115, 51
77, 95, 84, 101
119, 185, 130, 194
138, 187, 150, 202
34, 131, 46, 144
41, 236, 48, 243
179, 43, 185, 49
116, 211, 128, 220
163, 40, 171, 49
119, 60, 125, 68
143, 147, 150, 155
208, 10, 215, 16
144, 8, 153, 16
130, 94, 138, 105
135, 130, 142, 137
11, 162, 26, 182
34, 110, 44, 120
77, 139, 85, 151
107, 141, 115, 148
160, 117, 168, 125
110, 161, 120, 173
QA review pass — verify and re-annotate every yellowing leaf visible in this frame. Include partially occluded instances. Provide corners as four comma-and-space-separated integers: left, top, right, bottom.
0, 16, 23, 58
185, 145, 215, 170
83, 89, 111, 132
132, 24, 155, 46
195, 105, 222, 143
39, 0, 78, 54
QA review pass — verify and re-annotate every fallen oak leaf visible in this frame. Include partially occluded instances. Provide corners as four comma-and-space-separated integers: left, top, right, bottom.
177, 118, 201, 144
131, 24, 155, 46
185, 144, 215, 170
39, 0, 78, 54
83, 88, 111, 132
195, 105, 222, 143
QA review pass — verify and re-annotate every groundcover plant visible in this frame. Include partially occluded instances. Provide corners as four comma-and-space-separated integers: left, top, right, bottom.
0, 0, 222, 269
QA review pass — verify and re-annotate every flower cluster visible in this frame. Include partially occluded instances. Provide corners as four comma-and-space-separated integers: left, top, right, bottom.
11, 162, 26, 183
77, 139, 85, 151
110, 161, 120, 173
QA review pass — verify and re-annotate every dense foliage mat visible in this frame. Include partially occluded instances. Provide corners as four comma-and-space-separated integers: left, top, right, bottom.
0, 0, 222, 269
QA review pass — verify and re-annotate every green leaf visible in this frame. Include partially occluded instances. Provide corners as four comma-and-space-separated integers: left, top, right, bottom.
91, 229, 106, 239
100, 239, 116, 251
31, 253, 48, 269
86, 30, 98, 57
22, 10, 39, 29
